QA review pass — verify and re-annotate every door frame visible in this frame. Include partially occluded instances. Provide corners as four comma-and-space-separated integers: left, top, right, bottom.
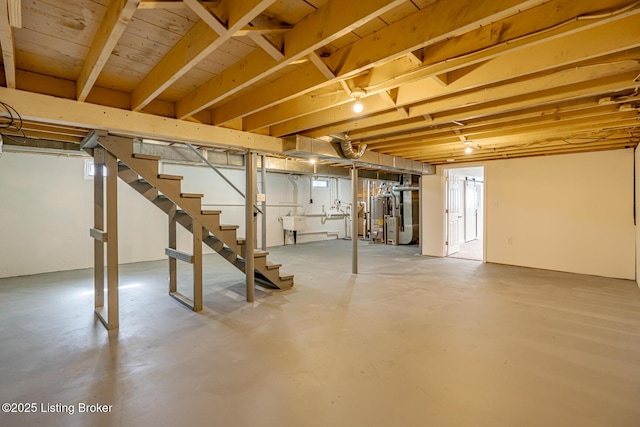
442, 165, 486, 262
445, 169, 462, 255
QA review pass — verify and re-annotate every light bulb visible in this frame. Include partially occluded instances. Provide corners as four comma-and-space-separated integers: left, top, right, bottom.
353, 99, 363, 113
464, 146, 473, 154
310, 159, 316, 164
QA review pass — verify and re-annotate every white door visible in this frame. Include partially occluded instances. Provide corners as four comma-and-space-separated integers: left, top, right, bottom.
446, 172, 462, 255
464, 179, 477, 242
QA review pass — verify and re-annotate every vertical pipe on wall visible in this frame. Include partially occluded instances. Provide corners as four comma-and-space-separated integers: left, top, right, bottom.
352, 163, 358, 274
261, 154, 267, 251
245, 151, 256, 303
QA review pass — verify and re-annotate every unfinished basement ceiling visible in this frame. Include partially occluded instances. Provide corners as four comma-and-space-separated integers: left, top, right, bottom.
0, 0, 639, 164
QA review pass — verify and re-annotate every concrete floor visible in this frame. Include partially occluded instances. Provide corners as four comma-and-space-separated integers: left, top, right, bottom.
448, 238, 483, 261
1, 240, 639, 427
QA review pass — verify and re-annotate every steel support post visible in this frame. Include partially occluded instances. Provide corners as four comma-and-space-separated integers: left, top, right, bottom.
352, 164, 358, 274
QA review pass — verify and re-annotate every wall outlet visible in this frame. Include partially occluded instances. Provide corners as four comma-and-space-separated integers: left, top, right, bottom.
507, 237, 513, 244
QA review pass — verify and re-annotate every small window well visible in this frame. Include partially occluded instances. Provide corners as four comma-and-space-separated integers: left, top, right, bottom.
312, 179, 329, 188
84, 159, 107, 179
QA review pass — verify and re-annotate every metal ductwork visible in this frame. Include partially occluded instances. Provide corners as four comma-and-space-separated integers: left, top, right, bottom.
335, 138, 367, 160
282, 135, 435, 175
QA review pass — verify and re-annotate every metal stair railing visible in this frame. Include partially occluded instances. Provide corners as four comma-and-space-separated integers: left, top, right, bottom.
184, 143, 263, 215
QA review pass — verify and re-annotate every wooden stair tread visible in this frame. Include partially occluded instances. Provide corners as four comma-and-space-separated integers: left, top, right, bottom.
158, 174, 183, 180
133, 153, 161, 161
113, 140, 294, 289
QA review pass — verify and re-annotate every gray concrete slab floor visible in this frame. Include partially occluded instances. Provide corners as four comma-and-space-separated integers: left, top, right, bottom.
0, 240, 639, 427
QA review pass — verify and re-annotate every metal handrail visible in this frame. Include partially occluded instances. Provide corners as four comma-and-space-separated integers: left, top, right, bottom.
185, 143, 263, 215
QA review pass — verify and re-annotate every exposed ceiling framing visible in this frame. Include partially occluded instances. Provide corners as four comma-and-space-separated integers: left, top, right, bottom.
0, 0, 638, 166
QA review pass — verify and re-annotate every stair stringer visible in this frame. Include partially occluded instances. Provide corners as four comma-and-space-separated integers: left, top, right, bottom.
98, 135, 293, 290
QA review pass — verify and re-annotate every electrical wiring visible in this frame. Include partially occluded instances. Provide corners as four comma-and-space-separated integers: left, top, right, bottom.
0, 100, 26, 145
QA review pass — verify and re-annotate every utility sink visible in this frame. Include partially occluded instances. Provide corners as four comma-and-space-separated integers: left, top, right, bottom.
282, 215, 306, 231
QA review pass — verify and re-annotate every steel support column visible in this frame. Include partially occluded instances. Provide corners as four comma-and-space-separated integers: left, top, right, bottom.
352, 164, 358, 274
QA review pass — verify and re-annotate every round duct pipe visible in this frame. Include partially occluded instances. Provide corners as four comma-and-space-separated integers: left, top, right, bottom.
334, 138, 367, 160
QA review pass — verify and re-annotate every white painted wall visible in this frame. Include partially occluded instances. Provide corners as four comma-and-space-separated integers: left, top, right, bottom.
162, 164, 353, 246
0, 151, 352, 278
420, 173, 445, 257
486, 149, 634, 279
0, 152, 168, 278
421, 150, 635, 279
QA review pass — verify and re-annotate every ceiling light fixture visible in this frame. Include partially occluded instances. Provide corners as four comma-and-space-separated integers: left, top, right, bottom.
463, 140, 480, 154
351, 88, 366, 113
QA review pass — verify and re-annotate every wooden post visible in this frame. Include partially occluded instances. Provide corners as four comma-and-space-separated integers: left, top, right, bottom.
245, 151, 256, 302
93, 147, 105, 317
101, 150, 119, 329
168, 205, 177, 294
261, 154, 267, 251
192, 218, 203, 311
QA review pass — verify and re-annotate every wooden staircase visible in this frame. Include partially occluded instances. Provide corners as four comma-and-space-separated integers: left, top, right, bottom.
85, 133, 293, 315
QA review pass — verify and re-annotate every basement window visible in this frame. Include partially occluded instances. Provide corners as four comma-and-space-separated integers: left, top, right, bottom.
84, 159, 107, 179
312, 179, 329, 188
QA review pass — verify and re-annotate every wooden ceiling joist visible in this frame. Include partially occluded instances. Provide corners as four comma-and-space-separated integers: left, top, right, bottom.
210, 0, 640, 136
214, 0, 564, 129
77, 0, 140, 102
131, 0, 275, 111
2, 0, 639, 164
0, 0, 16, 89
267, 17, 640, 137
305, 63, 640, 141
175, 0, 407, 119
